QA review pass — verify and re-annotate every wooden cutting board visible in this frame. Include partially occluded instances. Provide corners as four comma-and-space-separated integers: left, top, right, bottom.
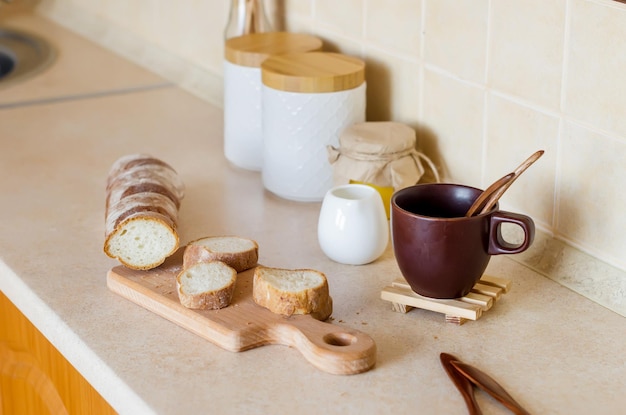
106, 251, 376, 375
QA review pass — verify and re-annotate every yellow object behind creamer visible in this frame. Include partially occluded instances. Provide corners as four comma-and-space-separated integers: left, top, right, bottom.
349, 180, 393, 219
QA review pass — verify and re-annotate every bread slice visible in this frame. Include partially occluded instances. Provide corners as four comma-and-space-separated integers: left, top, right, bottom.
183, 236, 258, 272
105, 215, 179, 271
252, 266, 332, 320
176, 261, 237, 310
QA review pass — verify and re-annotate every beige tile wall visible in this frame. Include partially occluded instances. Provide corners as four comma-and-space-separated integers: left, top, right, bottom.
36, 0, 626, 277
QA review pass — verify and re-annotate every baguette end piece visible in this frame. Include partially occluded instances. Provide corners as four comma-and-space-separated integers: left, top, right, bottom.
104, 154, 183, 270
252, 266, 332, 320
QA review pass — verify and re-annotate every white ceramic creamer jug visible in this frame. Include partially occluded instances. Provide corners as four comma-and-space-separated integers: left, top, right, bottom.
318, 184, 389, 265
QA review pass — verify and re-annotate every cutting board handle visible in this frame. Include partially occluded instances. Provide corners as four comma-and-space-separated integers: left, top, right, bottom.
265, 317, 377, 375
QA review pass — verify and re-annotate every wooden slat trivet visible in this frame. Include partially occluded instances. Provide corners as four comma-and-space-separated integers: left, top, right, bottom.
380, 275, 511, 325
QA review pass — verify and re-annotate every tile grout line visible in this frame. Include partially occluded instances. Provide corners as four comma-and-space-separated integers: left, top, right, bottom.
481, 0, 494, 186
417, 0, 427, 122
553, 0, 573, 237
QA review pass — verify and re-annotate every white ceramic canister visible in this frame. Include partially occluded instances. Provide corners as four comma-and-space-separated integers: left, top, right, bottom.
223, 32, 323, 171
261, 52, 366, 201
318, 184, 389, 265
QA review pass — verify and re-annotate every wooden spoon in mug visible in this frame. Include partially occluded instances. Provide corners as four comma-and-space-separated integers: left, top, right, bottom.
478, 150, 544, 215
465, 172, 515, 217
465, 150, 544, 217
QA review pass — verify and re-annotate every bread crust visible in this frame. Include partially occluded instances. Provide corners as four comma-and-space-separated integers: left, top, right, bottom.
183, 236, 259, 272
176, 262, 237, 310
252, 266, 333, 320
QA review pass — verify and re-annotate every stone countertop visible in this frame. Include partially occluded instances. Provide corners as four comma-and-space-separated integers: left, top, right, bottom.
1, 12, 625, 415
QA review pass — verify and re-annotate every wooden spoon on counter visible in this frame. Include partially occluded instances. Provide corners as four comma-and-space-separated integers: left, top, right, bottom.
465, 150, 544, 217
440, 353, 482, 415
450, 360, 532, 415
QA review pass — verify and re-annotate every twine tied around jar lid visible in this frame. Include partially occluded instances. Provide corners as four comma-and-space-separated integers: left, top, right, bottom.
327, 121, 440, 191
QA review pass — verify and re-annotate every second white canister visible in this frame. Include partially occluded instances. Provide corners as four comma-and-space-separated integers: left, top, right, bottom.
261, 52, 366, 202
223, 32, 322, 171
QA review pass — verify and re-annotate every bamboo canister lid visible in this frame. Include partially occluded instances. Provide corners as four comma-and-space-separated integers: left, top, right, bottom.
224, 32, 323, 68
261, 52, 365, 93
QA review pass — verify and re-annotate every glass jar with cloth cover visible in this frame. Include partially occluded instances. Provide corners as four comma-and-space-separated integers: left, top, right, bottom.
328, 122, 440, 217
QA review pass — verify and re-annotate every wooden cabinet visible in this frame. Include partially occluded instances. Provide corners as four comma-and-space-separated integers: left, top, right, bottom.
0, 291, 117, 415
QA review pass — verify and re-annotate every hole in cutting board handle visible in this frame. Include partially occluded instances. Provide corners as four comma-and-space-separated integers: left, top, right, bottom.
323, 332, 357, 346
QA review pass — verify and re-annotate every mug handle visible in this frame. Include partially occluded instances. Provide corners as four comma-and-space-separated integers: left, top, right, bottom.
487, 211, 535, 255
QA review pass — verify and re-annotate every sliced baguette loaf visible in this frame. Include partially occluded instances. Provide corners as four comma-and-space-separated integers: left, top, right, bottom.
176, 261, 237, 310
183, 236, 258, 272
104, 154, 184, 270
252, 266, 332, 320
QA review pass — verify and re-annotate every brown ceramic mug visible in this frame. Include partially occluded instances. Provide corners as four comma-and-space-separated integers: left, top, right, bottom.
391, 183, 535, 299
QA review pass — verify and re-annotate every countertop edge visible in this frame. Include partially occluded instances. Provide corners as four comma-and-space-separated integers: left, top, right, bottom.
0, 259, 156, 415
